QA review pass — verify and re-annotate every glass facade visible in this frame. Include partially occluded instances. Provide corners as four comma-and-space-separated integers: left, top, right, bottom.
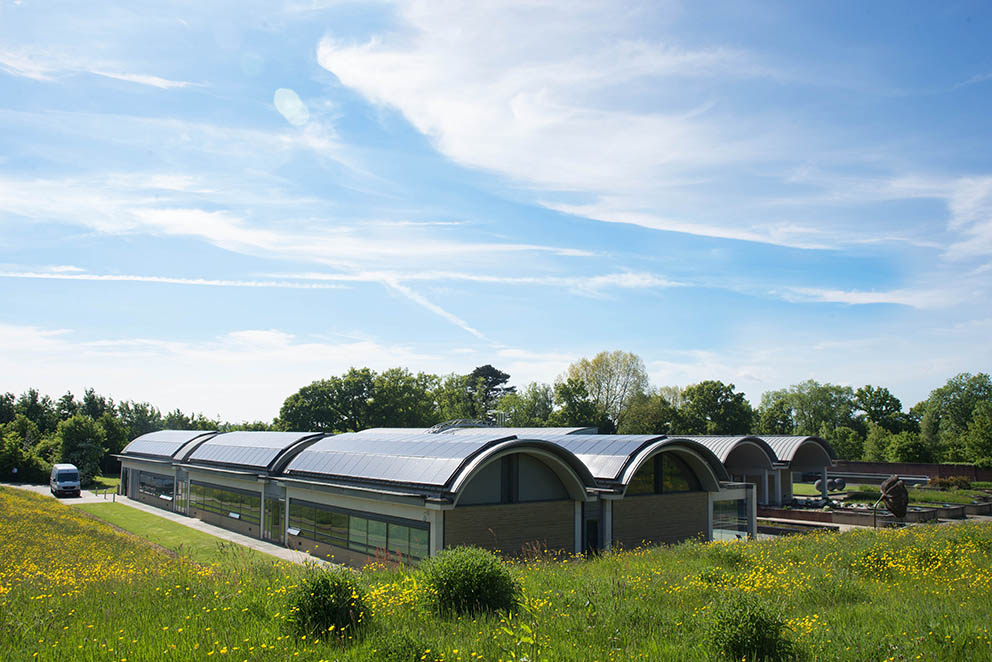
626, 453, 702, 495
289, 498, 429, 561
189, 482, 261, 524
712, 498, 750, 541
137, 471, 174, 501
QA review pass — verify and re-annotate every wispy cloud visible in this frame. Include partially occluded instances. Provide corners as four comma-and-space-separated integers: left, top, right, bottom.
782, 286, 965, 309
0, 270, 348, 290
0, 47, 198, 89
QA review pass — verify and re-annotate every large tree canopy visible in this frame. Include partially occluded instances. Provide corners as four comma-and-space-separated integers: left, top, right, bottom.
566, 350, 649, 429
677, 380, 753, 435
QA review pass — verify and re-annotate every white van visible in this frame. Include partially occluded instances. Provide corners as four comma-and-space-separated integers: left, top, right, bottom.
50, 463, 81, 497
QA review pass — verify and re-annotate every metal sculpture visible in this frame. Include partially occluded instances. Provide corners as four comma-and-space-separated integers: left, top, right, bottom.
873, 474, 909, 527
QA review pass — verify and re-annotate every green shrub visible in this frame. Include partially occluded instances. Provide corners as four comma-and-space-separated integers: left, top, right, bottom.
419, 546, 519, 616
930, 476, 972, 490
288, 566, 369, 640
708, 594, 796, 661
373, 631, 435, 662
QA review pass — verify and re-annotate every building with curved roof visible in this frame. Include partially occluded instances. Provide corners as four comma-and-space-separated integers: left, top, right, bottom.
117, 426, 757, 565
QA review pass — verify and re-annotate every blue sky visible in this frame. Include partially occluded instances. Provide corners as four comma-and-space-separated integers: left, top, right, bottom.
1, 0, 990, 422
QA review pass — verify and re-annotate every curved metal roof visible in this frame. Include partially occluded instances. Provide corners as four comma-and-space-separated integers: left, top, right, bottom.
284, 430, 522, 489
121, 429, 217, 460
625, 437, 731, 486
446, 426, 596, 437
762, 436, 836, 464
673, 436, 777, 464
529, 433, 663, 481
182, 431, 323, 472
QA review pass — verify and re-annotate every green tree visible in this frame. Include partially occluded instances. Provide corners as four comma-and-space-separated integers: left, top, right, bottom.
918, 373, 992, 462
818, 424, 863, 461
434, 373, 489, 423
759, 380, 856, 437
757, 398, 794, 435
493, 382, 554, 427
964, 402, 992, 465
466, 365, 515, 418
117, 401, 163, 440
98, 412, 130, 475
15, 388, 58, 433
618, 391, 678, 435
549, 378, 607, 430
81, 388, 115, 419
0, 392, 15, 425
370, 368, 439, 427
884, 431, 930, 463
56, 391, 79, 421
678, 380, 753, 434
566, 350, 649, 429
1, 414, 42, 451
57, 414, 107, 484
854, 385, 904, 433
862, 422, 892, 462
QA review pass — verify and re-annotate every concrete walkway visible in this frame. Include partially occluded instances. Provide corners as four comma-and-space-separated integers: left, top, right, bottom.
2, 482, 324, 566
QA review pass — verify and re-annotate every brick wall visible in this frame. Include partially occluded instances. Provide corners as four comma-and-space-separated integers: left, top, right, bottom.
189, 506, 259, 539
444, 500, 574, 556
612, 492, 708, 549
834, 460, 992, 482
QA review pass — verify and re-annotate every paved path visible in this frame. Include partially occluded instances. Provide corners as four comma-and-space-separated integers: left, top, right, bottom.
1, 482, 324, 566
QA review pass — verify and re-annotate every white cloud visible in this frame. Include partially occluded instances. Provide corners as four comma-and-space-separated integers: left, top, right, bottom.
0, 323, 444, 422
0, 270, 348, 290
782, 286, 966, 310
0, 47, 197, 89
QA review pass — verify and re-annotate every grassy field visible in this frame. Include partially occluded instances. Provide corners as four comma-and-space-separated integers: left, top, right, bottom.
844, 485, 991, 506
90, 475, 121, 490
76, 502, 262, 566
791, 482, 860, 496
4, 486, 992, 661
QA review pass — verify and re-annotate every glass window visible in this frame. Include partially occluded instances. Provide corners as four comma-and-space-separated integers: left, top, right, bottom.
388, 523, 410, 557
626, 462, 655, 495
712, 498, 749, 541
348, 517, 367, 552
409, 528, 429, 560
289, 502, 315, 537
367, 520, 387, 552
661, 454, 701, 492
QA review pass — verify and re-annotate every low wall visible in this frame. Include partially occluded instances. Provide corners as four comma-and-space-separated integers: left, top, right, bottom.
757, 506, 941, 526
133, 490, 175, 511
612, 492, 708, 549
834, 461, 992, 482
444, 500, 574, 556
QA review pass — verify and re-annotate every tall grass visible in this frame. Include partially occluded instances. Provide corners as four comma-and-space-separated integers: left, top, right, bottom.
3, 486, 992, 661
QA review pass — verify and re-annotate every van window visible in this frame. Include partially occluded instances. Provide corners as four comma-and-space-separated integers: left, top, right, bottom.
57, 471, 79, 482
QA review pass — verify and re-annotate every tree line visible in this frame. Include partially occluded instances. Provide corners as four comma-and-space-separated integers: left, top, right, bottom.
4, 351, 991, 484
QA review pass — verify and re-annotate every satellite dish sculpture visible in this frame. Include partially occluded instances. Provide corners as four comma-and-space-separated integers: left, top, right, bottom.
873, 474, 909, 528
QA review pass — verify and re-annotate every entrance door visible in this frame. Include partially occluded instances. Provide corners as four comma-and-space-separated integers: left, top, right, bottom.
264, 498, 284, 543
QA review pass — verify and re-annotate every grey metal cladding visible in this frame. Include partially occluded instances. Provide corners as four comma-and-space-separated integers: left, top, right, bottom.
548, 434, 663, 479
672, 436, 762, 463
284, 431, 516, 486
185, 431, 319, 469
121, 429, 216, 459
761, 436, 836, 462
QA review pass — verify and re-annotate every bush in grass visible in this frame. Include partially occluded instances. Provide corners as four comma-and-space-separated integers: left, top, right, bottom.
708, 594, 796, 661
288, 566, 369, 640
930, 476, 971, 490
373, 631, 435, 662
419, 546, 519, 616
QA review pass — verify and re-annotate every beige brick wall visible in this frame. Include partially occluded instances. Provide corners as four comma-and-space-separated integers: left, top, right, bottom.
444, 500, 574, 556
612, 492, 707, 549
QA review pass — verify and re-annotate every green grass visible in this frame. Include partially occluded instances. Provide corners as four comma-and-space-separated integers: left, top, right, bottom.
844, 485, 990, 506
5, 486, 992, 661
791, 482, 862, 496
90, 475, 120, 490
75, 502, 263, 566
